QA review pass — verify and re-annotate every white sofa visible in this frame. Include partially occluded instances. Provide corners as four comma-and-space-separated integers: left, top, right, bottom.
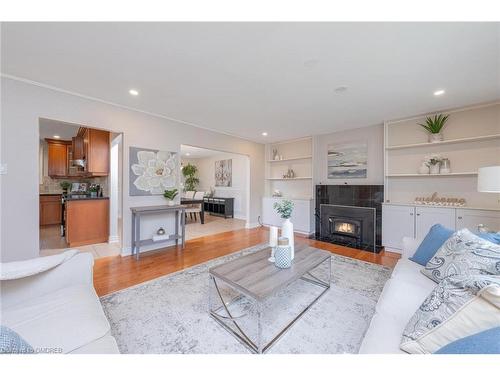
1, 252, 119, 354
359, 237, 435, 354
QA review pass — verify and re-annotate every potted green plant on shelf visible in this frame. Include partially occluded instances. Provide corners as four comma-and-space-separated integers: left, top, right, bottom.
59, 181, 71, 194
163, 188, 178, 206
273, 199, 295, 259
418, 114, 450, 143
182, 163, 199, 191
88, 185, 99, 198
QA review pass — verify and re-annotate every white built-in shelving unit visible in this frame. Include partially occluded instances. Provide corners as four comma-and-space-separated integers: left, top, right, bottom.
384, 102, 500, 209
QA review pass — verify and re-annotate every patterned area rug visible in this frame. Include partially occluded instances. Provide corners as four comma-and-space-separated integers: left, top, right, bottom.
101, 244, 392, 354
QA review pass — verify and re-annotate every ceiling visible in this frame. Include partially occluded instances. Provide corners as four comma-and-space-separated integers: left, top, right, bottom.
180, 145, 233, 159
39, 118, 80, 140
2, 22, 499, 143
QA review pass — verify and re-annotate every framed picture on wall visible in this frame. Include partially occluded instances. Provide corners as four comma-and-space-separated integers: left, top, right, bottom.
327, 142, 367, 179
129, 146, 179, 195
215, 159, 232, 187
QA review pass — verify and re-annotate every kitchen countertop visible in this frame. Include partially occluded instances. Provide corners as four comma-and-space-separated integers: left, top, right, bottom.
40, 192, 63, 196
65, 196, 109, 201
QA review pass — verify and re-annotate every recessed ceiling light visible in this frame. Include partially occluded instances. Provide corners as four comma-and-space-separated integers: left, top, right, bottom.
53, 135, 60, 139
185, 153, 190, 156
262, 132, 268, 136
334, 86, 348, 94
129, 89, 139, 96
434, 89, 445, 96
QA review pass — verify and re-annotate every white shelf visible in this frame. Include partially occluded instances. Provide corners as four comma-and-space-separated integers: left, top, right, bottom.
385, 134, 500, 150
267, 156, 312, 163
266, 177, 313, 180
386, 172, 478, 177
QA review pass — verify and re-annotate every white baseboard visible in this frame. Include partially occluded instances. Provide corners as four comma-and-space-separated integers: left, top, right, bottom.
261, 224, 314, 237
108, 235, 120, 243
233, 213, 247, 221
245, 222, 261, 229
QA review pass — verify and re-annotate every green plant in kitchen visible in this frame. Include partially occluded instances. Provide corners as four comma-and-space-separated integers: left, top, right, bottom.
273, 199, 294, 219
59, 181, 71, 193
182, 163, 199, 191
418, 114, 450, 143
163, 188, 178, 204
89, 185, 99, 197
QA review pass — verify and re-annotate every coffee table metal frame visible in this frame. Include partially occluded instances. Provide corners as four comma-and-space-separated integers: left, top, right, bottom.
208, 254, 331, 354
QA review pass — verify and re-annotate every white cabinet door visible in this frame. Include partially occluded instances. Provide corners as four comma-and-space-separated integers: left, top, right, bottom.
415, 206, 456, 239
456, 209, 500, 232
382, 204, 415, 251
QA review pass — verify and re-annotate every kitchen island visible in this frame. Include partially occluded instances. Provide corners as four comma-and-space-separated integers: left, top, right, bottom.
65, 197, 109, 247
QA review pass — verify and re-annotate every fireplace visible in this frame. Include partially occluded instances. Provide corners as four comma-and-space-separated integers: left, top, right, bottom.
315, 185, 383, 253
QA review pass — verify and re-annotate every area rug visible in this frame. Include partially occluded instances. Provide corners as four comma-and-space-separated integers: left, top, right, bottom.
100, 244, 392, 354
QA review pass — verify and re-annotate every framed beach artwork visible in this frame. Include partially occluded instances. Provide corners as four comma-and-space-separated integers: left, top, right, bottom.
129, 146, 179, 196
327, 142, 367, 179
215, 159, 232, 187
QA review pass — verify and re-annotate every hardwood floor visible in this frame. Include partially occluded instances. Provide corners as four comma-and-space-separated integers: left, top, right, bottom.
93, 226, 400, 297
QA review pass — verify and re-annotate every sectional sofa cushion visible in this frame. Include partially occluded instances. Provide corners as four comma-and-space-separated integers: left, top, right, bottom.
434, 327, 500, 354
410, 224, 454, 266
400, 274, 500, 354
478, 231, 500, 245
422, 228, 500, 283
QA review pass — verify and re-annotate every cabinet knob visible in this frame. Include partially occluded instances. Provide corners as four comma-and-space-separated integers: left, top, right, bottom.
416, 213, 420, 216
410, 213, 413, 216
458, 216, 463, 219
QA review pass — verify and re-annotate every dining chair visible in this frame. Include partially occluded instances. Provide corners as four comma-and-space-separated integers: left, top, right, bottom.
186, 191, 205, 221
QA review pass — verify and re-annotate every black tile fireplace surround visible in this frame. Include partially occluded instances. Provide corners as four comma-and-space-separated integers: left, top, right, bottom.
315, 185, 383, 253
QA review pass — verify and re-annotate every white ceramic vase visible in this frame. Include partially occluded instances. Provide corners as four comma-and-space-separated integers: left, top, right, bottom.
429, 163, 441, 174
429, 133, 443, 143
167, 200, 175, 206
418, 163, 429, 174
281, 218, 294, 260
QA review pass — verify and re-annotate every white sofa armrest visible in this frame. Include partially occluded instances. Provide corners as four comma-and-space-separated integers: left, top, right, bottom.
1, 252, 94, 309
401, 237, 422, 259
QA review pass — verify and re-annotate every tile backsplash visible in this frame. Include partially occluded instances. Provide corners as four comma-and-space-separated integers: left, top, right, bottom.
40, 176, 109, 195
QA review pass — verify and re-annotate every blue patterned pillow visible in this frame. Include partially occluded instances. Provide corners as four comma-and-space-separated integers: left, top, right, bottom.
410, 224, 454, 266
422, 228, 500, 283
0, 326, 33, 354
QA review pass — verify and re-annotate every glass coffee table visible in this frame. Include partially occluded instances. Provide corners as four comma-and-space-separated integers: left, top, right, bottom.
208, 245, 331, 353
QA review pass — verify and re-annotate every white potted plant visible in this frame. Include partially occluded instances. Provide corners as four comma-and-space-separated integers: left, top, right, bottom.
418, 114, 450, 143
273, 199, 295, 259
163, 188, 178, 206
424, 154, 443, 174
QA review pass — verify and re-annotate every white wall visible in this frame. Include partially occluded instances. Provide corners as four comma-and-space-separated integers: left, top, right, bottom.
184, 152, 249, 219
0, 77, 265, 261
313, 123, 384, 186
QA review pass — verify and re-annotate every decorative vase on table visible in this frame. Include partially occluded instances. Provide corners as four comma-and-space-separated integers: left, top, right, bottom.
440, 158, 451, 174
281, 218, 294, 260
167, 200, 175, 206
274, 237, 292, 269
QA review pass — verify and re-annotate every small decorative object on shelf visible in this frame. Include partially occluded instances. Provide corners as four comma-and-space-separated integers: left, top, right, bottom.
60, 181, 71, 193
414, 192, 466, 206
89, 184, 99, 198
440, 158, 451, 174
207, 186, 215, 198
418, 162, 430, 174
163, 188, 178, 206
157, 227, 166, 235
274, 237, 292, 269
283, 168, 296, 179
273, 199, 295, 259
418, 113, 449, 143
424, 154, 443, 174
272, 189, 283, 197
272, 148, 279, 160
268, 226, 279, 262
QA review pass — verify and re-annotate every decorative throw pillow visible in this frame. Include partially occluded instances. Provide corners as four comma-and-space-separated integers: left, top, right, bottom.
0, 326, 34, 354
400, 274, 500, 354
434, 327, 500, 354
410, 224, 454, 266
477, 231, 500, 245
422, 228, 500, 283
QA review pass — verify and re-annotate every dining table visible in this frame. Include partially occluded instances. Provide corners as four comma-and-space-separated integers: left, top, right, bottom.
180, 197, 205, 224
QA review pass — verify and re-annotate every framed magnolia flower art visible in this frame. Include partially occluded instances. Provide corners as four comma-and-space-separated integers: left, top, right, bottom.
129, 146, 179, 196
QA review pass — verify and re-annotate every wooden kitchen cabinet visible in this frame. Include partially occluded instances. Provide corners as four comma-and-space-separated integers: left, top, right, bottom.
40, 194, 62, 225
72, 134, 85, 160
46, 140, 70, 177
84, 128, 110, 176
65, 198, 109, 247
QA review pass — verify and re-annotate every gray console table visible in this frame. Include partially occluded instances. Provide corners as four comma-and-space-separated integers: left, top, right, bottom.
130, 205, 186, 260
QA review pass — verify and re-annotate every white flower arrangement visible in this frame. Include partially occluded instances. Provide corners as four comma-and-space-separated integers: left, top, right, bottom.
423, 154, 443, 166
